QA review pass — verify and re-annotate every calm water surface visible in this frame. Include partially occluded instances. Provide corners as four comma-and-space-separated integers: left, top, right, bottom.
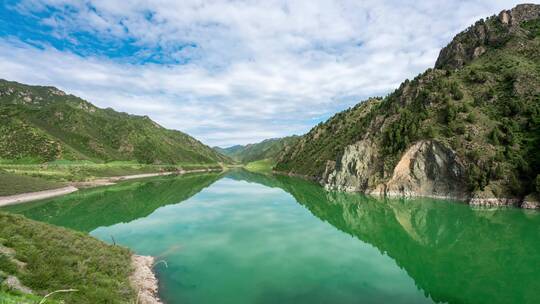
4, 170, 540, 304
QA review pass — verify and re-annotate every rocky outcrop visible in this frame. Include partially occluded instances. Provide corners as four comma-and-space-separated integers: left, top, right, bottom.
384, 141, 468, 200
323, 140, 469, 201
1, 276, 33, 294
522, 194, 540, 209
435, 4, 540, 70
322, 139, 382, 192
322, 139, 538, 208
468, 197, 521, 208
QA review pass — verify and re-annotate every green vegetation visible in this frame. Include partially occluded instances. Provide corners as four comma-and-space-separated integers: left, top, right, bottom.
276, 7, 540, 198
275, 98, 380, 177
0, 212, 134, 303
0, 80, 230, 165
214, 136, 299, 163
245, 159, 275, 174
0, 161, 221, 184
0, 290, 55, 304
0, 170, 64, 196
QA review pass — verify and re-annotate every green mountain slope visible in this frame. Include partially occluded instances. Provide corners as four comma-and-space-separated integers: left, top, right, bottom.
214, 136, 299, 163
276, 4, 540, 203
0, 79, 230, 164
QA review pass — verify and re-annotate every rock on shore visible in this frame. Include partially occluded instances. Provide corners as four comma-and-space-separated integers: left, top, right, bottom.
130, 255, 162, 304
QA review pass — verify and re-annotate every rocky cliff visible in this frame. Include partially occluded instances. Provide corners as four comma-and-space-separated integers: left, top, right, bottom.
276, 4, 540, 209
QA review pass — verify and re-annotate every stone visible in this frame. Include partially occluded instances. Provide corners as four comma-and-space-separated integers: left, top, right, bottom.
1, 276, 33, 294
130, 255, 162, 304
499, 10, 511, 24
522, 194, 540, 209
385, 140, 468, 200
322, 139, 381, 192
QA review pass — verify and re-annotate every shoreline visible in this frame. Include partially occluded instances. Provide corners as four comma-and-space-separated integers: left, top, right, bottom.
131, 255, 162, 304
0, 168, 223, 207
273, 170, 539, 210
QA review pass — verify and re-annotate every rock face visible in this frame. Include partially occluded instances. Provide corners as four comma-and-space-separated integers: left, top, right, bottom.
1, 276, 33, 295
435, 4, 540, 70
322, 139, 382, 192
323, 140, 469, 200
521, 194, 540, 209
385, 141, 468, 200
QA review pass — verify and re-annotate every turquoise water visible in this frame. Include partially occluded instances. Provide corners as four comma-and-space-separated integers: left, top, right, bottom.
4, 170, 540, 304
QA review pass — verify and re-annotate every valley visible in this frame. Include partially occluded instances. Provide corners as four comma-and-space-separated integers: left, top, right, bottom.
0, 3, 539, 304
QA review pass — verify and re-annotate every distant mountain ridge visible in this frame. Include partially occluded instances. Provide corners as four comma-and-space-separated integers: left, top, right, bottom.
275, 4, 540, 208
0, 79, 230, 164
214, 136, 299, 163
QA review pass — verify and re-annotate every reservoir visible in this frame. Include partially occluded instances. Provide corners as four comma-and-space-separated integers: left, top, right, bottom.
3, 170, 539, 304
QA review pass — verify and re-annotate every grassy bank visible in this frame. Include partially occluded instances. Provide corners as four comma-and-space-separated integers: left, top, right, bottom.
0, 160, 224, 196
0, 290, 55, 304
0, 212, 135, 303
0, 170, 65, 196
0, 160, 223, 182
245, 159, 275, 174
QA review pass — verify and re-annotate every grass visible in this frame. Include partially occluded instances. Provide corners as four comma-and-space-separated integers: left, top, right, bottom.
0, 291, 42, 304
0, 161, 223, 183
0, 290, 60, 304
0, 161, 224, 196
0, 212, 135, 303
0, 79, 231, 165
245, 159, 275, 174
0, 170, 64, 196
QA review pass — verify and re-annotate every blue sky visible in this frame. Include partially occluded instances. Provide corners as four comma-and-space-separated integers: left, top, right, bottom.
0, 0, 535, 147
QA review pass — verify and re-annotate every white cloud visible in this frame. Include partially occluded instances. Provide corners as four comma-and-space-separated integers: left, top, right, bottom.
1, 0, 536, 146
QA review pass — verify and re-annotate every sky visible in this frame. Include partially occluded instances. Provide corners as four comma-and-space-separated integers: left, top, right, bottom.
0, 0, 536, 147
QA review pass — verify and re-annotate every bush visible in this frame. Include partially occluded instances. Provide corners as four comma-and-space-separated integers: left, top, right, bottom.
466, 112, 477, 123
443, 100, 457, 123
467, 164, 488, 191
450, 82, 464, 100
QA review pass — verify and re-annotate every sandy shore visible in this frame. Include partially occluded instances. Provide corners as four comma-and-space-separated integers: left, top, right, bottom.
0, 186, 78, 207
0, 168, 223, 207
131, 255, 162, 304
71, 171, 177, 188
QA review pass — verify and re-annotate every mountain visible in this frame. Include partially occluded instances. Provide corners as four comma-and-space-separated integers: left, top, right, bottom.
214, 136, 299, 163
275, 4, 540, 208
213, 145, 245, 159
0, 79, 230, 164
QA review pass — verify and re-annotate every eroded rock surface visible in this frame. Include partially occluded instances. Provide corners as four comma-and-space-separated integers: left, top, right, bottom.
322, 139, 382, 192
324, 140, 468, 200
385, 141, 468, 200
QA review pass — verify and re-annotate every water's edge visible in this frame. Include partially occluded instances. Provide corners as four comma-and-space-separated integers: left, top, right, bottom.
273, 170, 540, 210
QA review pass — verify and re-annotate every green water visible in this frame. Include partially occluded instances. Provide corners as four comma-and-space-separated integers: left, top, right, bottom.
4, 171, 540, 304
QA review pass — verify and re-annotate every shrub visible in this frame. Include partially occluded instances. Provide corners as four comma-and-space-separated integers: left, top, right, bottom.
450, 82, 464, 100
466, 112, 477, 123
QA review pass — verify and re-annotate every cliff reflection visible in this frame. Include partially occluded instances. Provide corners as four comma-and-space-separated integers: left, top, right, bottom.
229, 170, 540, 304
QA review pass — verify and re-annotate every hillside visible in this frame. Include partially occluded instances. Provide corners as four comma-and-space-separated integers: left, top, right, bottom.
214, 136, 299, 163
0, 80, 230, 164
275, 4, 540, 207
0, 212, 135, 303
